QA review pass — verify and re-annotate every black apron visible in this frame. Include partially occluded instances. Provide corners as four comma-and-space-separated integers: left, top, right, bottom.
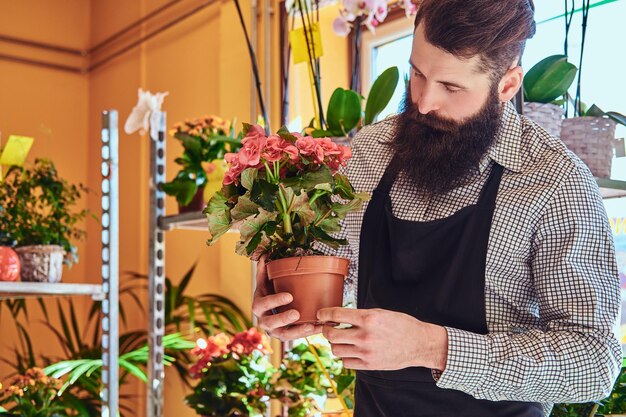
355, 156, 543, 417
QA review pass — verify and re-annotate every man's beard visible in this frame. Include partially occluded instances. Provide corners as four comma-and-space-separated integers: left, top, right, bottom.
390, 86, 503, 197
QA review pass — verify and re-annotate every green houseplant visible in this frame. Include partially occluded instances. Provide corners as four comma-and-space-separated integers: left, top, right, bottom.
162, 115, 243, 212
0, 159, 91, 282
204, 124, 369, 323
522, 54, 577, 138
310, 66, 400, 143
0, 367, 72, 417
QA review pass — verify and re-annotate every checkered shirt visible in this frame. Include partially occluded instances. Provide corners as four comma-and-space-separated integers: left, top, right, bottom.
321, 101, 623, 416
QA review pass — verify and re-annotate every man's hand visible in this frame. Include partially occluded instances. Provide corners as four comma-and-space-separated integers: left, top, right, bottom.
252, 256, 322, 341
318, 307, 448, 371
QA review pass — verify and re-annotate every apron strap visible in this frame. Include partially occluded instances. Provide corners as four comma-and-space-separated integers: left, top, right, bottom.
477, 162, 504, 207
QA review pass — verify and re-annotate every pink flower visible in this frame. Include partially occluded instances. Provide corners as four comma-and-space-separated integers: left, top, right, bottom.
239, 125, 267, 167
223, 152, 245, 185
332, 16, 351, 37
296, 136, 325, 164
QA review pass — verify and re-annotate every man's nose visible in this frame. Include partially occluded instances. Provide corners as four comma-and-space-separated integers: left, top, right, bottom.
416, 85, 440, 115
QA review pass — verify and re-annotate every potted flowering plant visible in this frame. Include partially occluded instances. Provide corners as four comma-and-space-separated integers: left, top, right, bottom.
163, 115, 242, 213
185, 328, 275, 417
0, 368, 70, 417
204, 124, 369, 324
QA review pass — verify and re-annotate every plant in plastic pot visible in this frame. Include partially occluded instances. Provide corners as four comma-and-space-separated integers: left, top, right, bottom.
0, 368, 70, 417
0, 159, 90, 283
162, 115, 243, 213
204, 124, 370, 324
522, 54, 577, 138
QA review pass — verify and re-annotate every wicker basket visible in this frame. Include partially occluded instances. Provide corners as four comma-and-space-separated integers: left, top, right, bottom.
560, 117, 617, 178
15, 245, 65, 283
522, 102, 564, 138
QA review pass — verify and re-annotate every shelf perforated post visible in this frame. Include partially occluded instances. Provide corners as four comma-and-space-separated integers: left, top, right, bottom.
148, 111, 167, 417
101, 110, 120, 417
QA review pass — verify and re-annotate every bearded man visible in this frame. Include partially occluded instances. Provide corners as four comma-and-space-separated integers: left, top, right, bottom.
253, 0, 622, 415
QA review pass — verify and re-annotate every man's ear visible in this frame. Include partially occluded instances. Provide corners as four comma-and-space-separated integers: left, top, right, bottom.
498, 65, 523, 102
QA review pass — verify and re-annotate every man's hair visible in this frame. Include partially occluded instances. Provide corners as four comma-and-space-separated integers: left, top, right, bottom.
414, 0, 536, 82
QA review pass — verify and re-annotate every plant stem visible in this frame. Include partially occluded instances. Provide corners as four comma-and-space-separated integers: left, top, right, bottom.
278, 187, 292, 235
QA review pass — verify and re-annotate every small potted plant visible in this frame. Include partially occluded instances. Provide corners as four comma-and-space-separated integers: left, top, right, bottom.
185, 328, 275, 417
204, 124, 369, 324
522, 54, 577, 138
0, 367, 70, 417
163, 115, 243, 213
0, 159, 90, 283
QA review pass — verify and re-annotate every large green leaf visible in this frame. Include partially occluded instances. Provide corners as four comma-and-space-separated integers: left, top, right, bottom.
177, 133, 203, 158
607, 111, 626, 128
282, 165, 333, 192
251, 179, 279, 211
231, 194, 260, 221
241, 168, 258, 191
331, 199, 365, 220
203, 191, 231, 244
161, 177, 197, 206
239, 208, 277, 244
523, 55, 577, 103
326, 88, 362, 133
364, 66, 400, 125
291, 190, 316, 225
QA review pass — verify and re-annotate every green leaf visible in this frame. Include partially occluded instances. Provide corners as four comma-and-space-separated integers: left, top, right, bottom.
283, 165, 333, 192
239, 208, 277, 244
251, 179, 279, 211
523, 55, 577, 103
177, 133, 203, 157
586, 104, 606, 117
241, 168, 258, 191
246, 221, 277, 256
311, 129, 343, 138
277, 126, 299, 143
162, 177, 197, 206
119, 358, 148, 383
291, 191, 316, 225
310, 226, 348, 249
607, 111, 626, 127
331, 199, 364, 220
365, 66, 400, 125
231, 194, 260, 221
326, 88, 362, 133
318, 216, 341, 233
333, 173, 355, 200
203, 191, 231, 244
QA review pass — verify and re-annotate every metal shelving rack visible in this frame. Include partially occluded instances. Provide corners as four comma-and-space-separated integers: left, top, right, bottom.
0, 111, 120, 417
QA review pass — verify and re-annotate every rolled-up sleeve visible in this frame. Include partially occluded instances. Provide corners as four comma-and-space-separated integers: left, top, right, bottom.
434, 165, 622, 403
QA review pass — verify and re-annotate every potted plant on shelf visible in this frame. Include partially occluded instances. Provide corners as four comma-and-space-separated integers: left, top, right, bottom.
522, 54, 577, 138
0, 159, 90, 283
204, 124, 370, 324
162, 115, 243, 213
185, 328, 275, 417
309, 66, 400, 146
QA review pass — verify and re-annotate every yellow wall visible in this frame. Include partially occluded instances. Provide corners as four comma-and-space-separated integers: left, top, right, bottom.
0, 0, 348, 415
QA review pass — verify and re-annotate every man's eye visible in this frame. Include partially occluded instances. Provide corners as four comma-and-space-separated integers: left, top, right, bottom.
445, 85, 461, 94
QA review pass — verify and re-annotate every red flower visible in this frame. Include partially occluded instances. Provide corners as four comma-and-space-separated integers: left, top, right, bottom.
228, 328, 272, 356
296, 136, 325, 164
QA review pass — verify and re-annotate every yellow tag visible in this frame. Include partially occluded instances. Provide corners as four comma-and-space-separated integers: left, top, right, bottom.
289, 23, 324, 64
0, 135, 34, 166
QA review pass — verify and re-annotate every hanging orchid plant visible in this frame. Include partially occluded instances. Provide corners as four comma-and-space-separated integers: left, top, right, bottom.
332, 0, 417, 36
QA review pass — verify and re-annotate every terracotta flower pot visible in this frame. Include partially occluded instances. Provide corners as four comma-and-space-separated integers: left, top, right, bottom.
0, 246, 21, 281
178, 188, 205, 214
267, 255, 350, 324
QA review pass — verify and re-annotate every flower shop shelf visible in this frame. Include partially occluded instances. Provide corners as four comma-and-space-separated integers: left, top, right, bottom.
158, 211, 206, 231
0, 282, 104, 300
597, 178, 626, 199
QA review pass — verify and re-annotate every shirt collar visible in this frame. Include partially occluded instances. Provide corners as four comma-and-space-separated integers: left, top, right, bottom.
479, 101, 524, 174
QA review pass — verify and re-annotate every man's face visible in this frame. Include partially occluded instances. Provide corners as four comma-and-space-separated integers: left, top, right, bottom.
409, 24, 494, 123
391, 24, 507, 197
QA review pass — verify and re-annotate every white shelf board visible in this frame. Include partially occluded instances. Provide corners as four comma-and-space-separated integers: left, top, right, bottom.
0, 282, 104, 300
158, 211, 207, 231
